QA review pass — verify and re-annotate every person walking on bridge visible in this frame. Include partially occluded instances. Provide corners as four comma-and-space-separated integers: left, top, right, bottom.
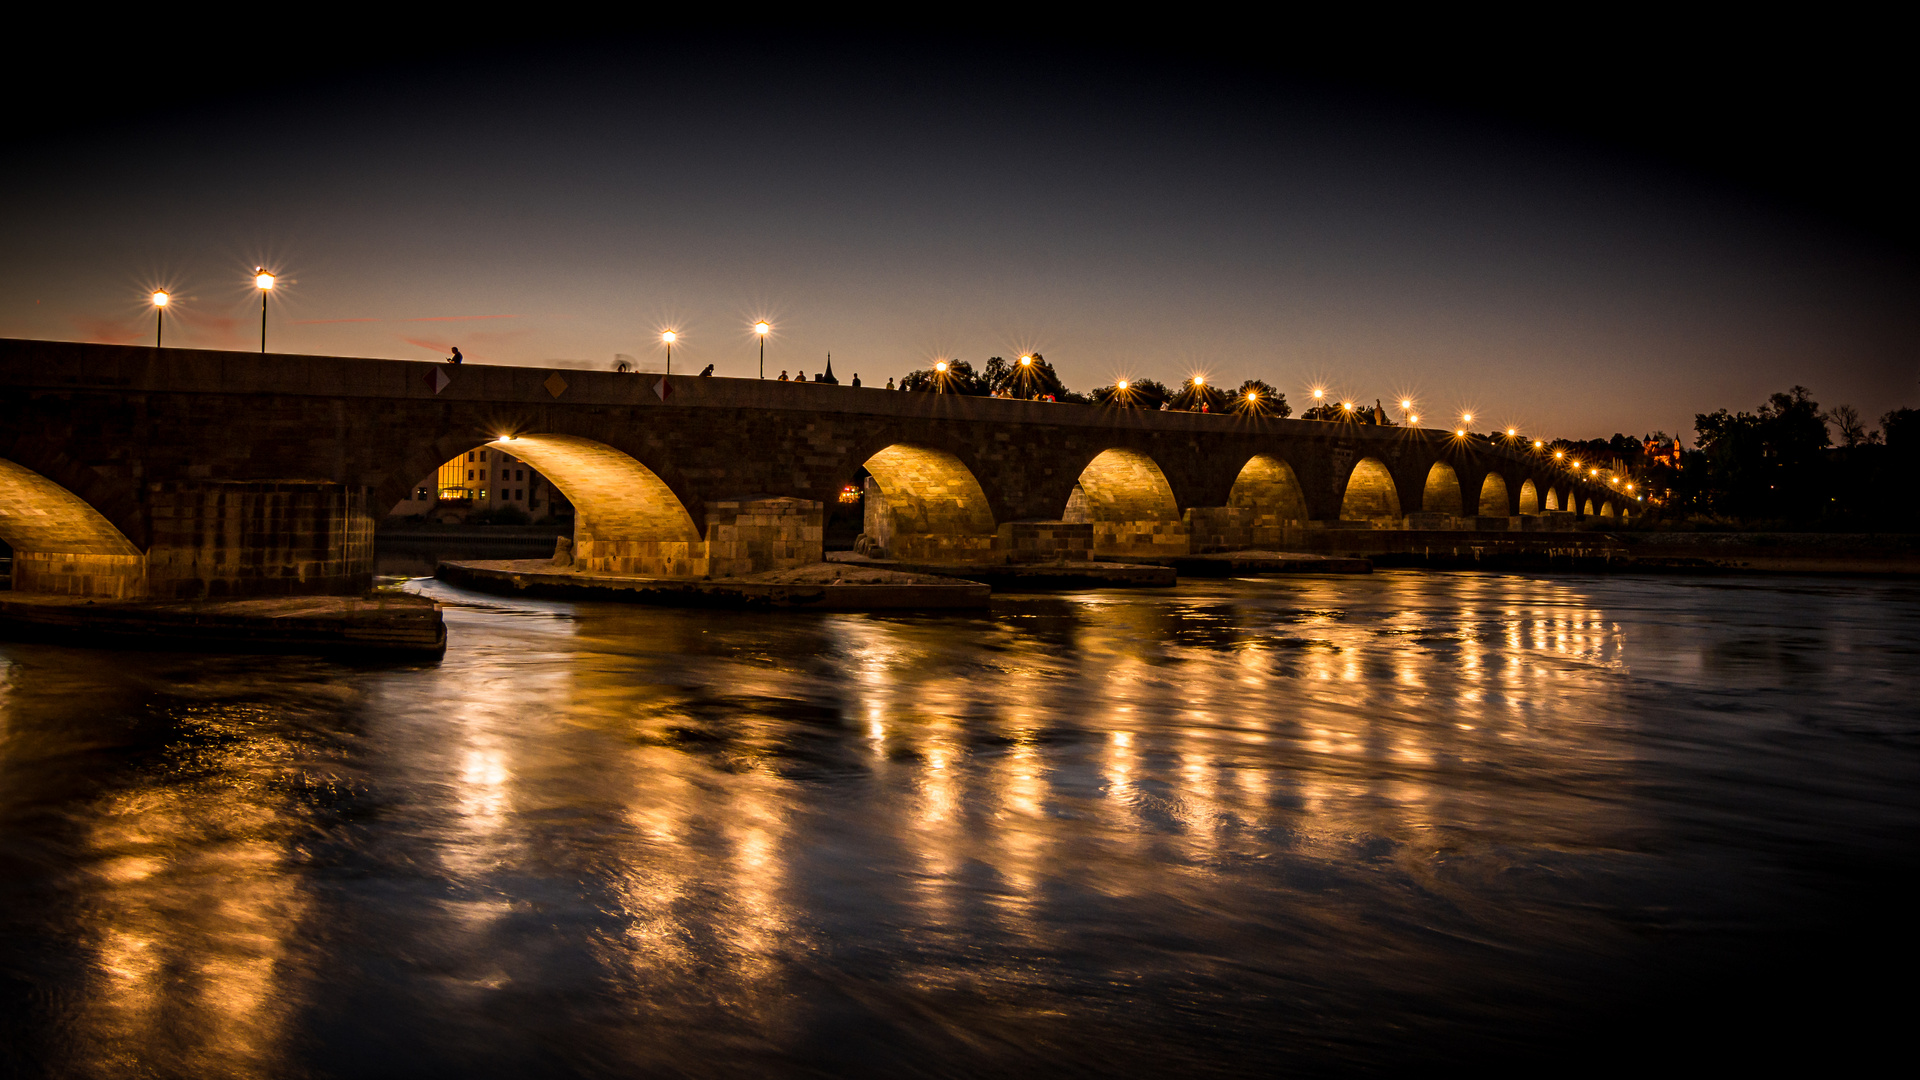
447, 347, 463, 365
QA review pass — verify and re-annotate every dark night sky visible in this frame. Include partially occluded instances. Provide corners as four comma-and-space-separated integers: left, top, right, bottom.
4, 30, 1912, 442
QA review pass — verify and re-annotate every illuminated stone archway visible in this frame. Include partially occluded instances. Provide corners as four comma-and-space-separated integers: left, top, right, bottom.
1478, 472, 1511, 517
1423, 462, 1464, 517
0, 458, 144, 597
1068, 448, 1187, 556
1188, 454, 1309, 552
1339, 458, 1401, 521
490, 434, 705, 577
1580, 496, 1595, 517
1600, 502, 1615, 518
861, 443, 998, 562
1544, 487, 1560, 512
1519, 479, 1541, 514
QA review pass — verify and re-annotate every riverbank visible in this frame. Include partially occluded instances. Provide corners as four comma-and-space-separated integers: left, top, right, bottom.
437, 559, 991, 609
1282, 529, 1920, 575
0, 591, 446, 656
827, 552, 1178, 588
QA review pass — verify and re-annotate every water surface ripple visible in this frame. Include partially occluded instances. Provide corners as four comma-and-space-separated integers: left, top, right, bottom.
3, 571, 1916, 1076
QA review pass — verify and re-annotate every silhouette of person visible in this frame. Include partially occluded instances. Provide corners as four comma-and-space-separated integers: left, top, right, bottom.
851, 373, 862, 388
699, 364, 715, 377
778, 370, 789, 381
796, 369, 808, 383
447, 347, 463, 365
886, 377, 895, 390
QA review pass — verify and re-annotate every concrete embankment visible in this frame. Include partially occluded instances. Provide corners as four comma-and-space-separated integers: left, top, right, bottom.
0, 592, 446, 656
1117, 551, 1373, 576
438, 559, 991, 609
827, 552, 1177, 589
1279, 530, 1920, 575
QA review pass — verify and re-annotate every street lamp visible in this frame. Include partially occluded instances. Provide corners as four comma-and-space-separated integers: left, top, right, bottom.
754, 321, 770, 378
254, 269, 275, 353
151, 291, 169, 348
662, 330, 677, 376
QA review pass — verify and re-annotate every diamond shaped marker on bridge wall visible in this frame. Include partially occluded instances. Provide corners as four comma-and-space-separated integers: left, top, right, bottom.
544, 372, 569, 398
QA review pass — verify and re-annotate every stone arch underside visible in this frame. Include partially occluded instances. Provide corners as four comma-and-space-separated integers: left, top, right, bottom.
1600, 501, 1615, 518
861, 444, 998, 562
1071, 449, 1188, 556
0, 457, 145, 597
492, 434, 706, 576
1422, 462, 1464, 517
1478, 472, 1511, 517
1188, 454, 1309, 552
1581, 497, 1595, 516
1544, 487, 1560, 511
1519, 479, 1541, 514
1339, 458, 1401, 521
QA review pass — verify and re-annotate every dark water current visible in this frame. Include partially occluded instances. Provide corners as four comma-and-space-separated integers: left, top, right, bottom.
3, 571, 1918, 1076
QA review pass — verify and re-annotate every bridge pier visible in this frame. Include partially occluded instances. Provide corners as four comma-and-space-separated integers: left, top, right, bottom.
1, 473, 375, 600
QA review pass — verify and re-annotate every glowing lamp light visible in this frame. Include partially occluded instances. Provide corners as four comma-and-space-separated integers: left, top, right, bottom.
1507, 428, 1516, 437
1246, 390, 1258, 401
1019, 355, 1033, 367
255, 271, 275, 291
1462, 412, 1474, 424
1408, 415, 1419, 425
661, 331, 677, 344
1400, 399, 1412, 410
935, 360, 949, 373
754, 321, 770, 336
1312, 388, 1325, 399
1341, 401, 1354, 411
1534, 440, 1544, 449
1455, 428, 1466, 437
1193, 375, 1206, 386
1116, 379, 1130, 391
151, 291, 170, 308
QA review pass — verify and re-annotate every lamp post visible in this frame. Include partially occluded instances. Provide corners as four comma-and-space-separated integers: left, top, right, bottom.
755, 321, 770, 378
254, 269, 275, 353
662, 330, 676, 376
151, 291, 169, 348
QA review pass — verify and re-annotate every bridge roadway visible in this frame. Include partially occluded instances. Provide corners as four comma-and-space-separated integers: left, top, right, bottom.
0, 339, 1629, 599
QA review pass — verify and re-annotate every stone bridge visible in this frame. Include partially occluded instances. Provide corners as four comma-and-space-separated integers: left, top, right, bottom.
0, 339, 1630, 598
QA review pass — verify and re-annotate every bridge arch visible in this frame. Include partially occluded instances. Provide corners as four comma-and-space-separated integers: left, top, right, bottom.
1227, 454, 1309, 524
1477, 472, 1511, 517
1543, 487, 1560, 512
1518, 479, 1540, 514
1600, 501, 1615, 518
1339, 458, 1401, 521
489, 435, 703, 576
861, 443, 997, 561
1068, 448, 1185, 556
1580, 496, 1595, 517
1423, 462, 1464, 516
0, 458, 145, 597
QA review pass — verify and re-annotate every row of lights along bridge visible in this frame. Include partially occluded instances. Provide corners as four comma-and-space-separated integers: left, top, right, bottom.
141, 282, 1627, 494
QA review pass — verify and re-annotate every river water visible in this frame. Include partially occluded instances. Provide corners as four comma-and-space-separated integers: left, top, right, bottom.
2, 570, 1916, 1076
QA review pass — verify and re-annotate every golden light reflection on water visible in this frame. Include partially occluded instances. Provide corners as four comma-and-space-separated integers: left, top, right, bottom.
10, 570, 1873, 1073
63, 704, 314, 1079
